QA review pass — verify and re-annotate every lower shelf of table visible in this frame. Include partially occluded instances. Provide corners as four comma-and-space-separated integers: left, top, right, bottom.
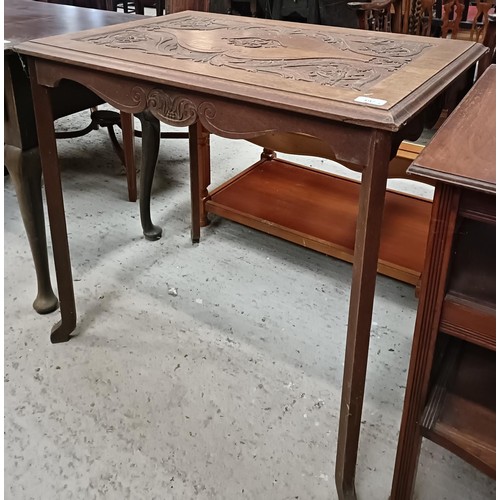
205, 157, 432, 285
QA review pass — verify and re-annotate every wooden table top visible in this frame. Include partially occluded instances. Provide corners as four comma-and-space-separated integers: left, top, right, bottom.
4, 0, 139, 49
17, 11, 486, 131
409, 65, 496, 194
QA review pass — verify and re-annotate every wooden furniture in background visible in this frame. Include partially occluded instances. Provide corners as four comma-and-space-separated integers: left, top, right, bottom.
391, 64, 496, 499
467, 0, 494, 41
4, 0, 140, 313
441, 0, 466, 37
224, 0, 258, 16
19, 13, 485, 499
271, 0, 320, 22
270, 0, 361, 27
347, 0, 395, 31
478, 13, 496, 74
404, 0, 495, 39
165, 0, 210, 12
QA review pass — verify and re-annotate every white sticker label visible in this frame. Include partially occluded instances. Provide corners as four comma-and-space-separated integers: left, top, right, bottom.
354, 96, 387, 106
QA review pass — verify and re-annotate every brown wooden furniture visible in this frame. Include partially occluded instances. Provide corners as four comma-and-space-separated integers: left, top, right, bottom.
18, 13, 485, 499
200, 0, 493, 288
132, 0, 209, 15
271, 0, 361, 27
204, 148, 432, 285
465, 0, 494, 41
404, 0, 495, 39
118, 0, 211, 186
225, 0, 258, 16
391, 65, 496, 499
478, 12, 496, 75
347, 0, 395, 31
165, 0, 210, 12
4, 0, 140, 313
271, 0, 320, 22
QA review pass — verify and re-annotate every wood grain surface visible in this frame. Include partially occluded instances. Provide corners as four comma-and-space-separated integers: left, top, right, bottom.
409, 65, 496, 192
17, 11, 486, 130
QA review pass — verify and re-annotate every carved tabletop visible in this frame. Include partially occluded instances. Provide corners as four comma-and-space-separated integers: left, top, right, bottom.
18, 12, 485, 131
16, 12, 486, 500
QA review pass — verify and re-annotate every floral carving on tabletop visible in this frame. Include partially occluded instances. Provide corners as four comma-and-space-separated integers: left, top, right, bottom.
223, 37, 284, 49
84, 29, 156, 49
314, 32, 431, 62
78, 14, 433, 91
81, 28, 218, 63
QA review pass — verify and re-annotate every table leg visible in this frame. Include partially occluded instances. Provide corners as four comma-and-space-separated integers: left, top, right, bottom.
335, 130, 392, 500
156, 0, 165, 15
120, 111, 137, 203
189, 122, 201, 243
29, 64, 76, 343
393, 0, 402, 32
138, 110, 162, 241
4, 145, 59, 314
134, 0, 145, 14
193, 123, 211, 229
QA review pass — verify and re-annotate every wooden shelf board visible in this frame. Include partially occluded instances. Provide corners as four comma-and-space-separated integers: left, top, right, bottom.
447, 217, 496, 306
206, 158, 432, 285
440, 294, 496, 350
422, 343, 496, 477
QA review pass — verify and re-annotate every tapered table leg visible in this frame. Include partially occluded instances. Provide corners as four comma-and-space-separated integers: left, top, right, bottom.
189, 122, 211, 241
138, 110, 162, 241
335, 130, 392, 499
29, 60, 76, 343
188, 122, 202, 243
4, 145, 59, 314
120, 111, 137, 203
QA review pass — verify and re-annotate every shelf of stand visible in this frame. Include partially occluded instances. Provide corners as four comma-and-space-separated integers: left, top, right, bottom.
421, 340, 496, 478
439, 213, 496, 350
440, 294, 496, 350
447, 217, 496, 306
206, 157, 432, 285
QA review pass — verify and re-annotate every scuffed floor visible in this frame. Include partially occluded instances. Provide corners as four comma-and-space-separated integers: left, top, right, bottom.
4, 110, 495, 499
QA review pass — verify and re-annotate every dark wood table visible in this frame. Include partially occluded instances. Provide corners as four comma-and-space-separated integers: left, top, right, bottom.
4, 0, 140, 314
17, 12, 485, 499
391, 65, 496, 499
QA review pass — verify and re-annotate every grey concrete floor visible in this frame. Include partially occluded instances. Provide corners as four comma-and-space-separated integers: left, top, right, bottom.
4, 110, 496, 500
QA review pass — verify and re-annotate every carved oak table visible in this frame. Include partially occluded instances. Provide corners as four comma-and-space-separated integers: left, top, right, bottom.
17, 12, 485, 499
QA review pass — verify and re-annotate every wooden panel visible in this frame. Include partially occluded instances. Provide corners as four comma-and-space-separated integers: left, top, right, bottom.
205, 158, 432, 284
166, 0, 210, 13
409, 66, 496, 193
422, 342, 496, 478
4, 0, 139, 48
440, 295, 496, 350
459, 189, 496, 222
447, 217, 496, 306
17, 11, 486, 131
